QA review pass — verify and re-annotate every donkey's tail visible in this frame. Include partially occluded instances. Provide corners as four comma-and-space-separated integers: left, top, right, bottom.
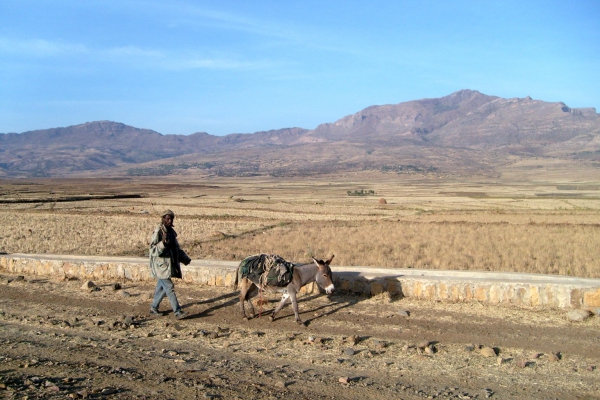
233, 264, 240, 291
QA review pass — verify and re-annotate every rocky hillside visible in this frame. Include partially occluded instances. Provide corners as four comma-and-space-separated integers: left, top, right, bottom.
1, 90, 599, 177
309, 90, 600, 153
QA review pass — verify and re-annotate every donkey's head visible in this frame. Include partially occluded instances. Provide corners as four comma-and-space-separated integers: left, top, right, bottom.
312, 255, 335, 294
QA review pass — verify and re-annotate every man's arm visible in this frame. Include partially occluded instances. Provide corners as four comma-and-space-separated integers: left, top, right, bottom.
149, 227, 167, 256
178, 249, 191, 266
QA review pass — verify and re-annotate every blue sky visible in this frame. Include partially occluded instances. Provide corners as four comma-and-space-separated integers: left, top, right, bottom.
1, 0, 598, 136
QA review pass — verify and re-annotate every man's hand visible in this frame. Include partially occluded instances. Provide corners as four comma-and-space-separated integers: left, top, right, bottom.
161, 225, 170, 245
180, 252, 192, 266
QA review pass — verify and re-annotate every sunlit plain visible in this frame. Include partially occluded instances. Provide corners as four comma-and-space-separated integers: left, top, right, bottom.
2, 172, 600, 278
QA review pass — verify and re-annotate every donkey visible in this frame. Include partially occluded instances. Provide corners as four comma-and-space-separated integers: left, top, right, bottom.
234, 255, 335, 325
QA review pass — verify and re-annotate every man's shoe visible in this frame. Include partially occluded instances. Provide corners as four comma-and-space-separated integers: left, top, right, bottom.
174, 311, 188, 320
149, 308, 162, 316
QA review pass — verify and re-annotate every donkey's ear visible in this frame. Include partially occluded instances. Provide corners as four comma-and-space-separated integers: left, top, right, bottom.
325, 255, 334, 265
312, 257, 319, 266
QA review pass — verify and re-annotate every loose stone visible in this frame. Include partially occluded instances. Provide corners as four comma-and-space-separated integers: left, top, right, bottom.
480, 346, 496, 357
516, 358, 528, 368
275, 380, 287, 389
548, 352, 561, 362
567, 309, 592, 322
81, 281, 96, 290
417, 340, 430, 349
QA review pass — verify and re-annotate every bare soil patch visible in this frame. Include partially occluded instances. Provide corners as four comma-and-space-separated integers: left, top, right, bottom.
1, 271, 599, 399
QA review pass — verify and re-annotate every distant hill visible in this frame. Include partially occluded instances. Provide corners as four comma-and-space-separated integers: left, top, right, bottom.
1, 90, 599, 178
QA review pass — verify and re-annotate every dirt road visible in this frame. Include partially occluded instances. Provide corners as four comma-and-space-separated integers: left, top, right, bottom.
1, 271, 599, 399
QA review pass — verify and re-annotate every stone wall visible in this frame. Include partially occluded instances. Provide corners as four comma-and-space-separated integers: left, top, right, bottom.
2, 254, 600, 310
334, 274, 600, 309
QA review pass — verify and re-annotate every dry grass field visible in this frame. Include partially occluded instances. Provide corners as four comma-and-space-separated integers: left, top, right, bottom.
2, 171, 600, 278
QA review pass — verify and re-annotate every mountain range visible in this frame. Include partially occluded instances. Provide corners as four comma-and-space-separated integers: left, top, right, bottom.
1, 89, 599, 178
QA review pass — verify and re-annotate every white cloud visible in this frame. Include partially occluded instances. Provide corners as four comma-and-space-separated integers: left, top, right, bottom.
128, 0, 358, 55
0, 37, 88, 57
0, 36, 274, 72
100, 45, 274, 71
103, 46, 164, 59
166, 55, 276, 71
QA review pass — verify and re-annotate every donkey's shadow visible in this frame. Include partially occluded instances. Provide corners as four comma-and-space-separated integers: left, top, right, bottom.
253, 292, 369, 327
297, 294, 364, 326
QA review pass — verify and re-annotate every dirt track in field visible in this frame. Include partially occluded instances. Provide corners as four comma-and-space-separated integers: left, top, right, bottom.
1, 271, 599, 399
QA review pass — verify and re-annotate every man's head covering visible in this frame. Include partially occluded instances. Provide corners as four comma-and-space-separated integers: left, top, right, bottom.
161, 209, 175, 218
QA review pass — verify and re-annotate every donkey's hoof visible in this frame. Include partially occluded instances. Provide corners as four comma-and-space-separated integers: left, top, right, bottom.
243, 317, 249, 322
296, 320, 306, 326
269, 315, 275, 322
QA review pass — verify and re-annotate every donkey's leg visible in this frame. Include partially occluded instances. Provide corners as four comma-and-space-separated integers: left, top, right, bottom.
245, 284, 257, 319
238, 279, 250, 320
288, 291, 305, 325
269, 293, 291, 322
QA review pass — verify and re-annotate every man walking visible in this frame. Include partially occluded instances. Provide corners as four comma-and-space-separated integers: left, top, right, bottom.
149, 209, 191, 319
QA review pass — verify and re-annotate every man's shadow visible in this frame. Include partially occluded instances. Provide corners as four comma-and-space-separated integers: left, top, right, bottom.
183, 292, 239, 319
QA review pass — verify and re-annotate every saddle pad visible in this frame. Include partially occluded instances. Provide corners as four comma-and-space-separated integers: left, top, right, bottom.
238, 254, 294, 287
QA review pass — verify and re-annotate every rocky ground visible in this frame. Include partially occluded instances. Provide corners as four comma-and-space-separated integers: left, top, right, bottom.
1, 271, 599, 399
